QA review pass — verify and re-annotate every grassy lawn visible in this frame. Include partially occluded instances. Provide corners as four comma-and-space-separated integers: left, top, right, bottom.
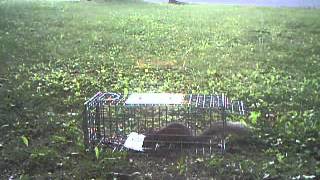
0, 0, 319, 179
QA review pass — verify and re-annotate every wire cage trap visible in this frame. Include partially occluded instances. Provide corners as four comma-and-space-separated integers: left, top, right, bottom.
83, 92, 246, 155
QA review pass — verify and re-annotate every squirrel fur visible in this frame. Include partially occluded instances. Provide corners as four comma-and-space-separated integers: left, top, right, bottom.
143, 121, 251, 149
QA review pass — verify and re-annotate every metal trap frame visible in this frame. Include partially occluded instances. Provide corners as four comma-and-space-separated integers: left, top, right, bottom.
83, 92, 246, 155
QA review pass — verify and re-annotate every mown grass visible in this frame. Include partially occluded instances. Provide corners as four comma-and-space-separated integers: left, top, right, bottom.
0, 0, 319, 179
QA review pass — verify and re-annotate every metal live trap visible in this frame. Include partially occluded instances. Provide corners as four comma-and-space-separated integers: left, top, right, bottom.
83, 92, 246, 155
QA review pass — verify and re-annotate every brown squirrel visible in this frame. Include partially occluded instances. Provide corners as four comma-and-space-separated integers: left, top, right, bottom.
143, 123, 193, 149
143, 121, 251, 150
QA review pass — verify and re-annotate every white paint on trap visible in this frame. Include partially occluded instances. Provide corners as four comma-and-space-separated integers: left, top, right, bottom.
124, 132, 146, 152
125, 93, 185, 105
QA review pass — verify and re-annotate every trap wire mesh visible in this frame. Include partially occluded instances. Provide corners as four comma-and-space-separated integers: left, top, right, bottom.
83, 92, 246, 155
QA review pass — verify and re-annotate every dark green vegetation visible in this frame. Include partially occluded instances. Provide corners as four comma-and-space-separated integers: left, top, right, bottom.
0, 0, 319, 179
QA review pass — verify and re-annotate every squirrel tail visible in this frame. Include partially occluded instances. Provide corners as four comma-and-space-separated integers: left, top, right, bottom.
196, 121, 251, 142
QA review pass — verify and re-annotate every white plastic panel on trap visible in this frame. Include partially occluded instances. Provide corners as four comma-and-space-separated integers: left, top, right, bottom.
124, 132, 146, 152
125, 93, 185, 105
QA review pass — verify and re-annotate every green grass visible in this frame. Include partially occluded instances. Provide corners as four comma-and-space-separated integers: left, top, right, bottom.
0, 0, 319, 179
